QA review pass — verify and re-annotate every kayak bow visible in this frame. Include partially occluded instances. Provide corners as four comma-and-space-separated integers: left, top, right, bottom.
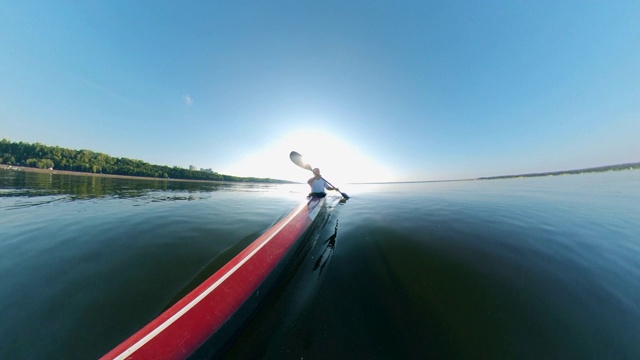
101, 196, 333, 360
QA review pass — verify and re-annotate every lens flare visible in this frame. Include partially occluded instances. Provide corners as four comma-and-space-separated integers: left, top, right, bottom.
223, 130, 395, 184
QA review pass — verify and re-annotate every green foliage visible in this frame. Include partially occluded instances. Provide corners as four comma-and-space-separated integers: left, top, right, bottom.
0, 139, 288, 183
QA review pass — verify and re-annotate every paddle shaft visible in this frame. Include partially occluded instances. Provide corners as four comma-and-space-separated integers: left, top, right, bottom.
311, 175, 349, 199
320, 177, 338, 192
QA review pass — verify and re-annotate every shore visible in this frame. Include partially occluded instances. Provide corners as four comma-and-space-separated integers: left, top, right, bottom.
0, 165, 274, 185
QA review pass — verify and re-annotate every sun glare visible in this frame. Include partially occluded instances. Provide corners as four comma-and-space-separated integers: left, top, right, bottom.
224, 130, 394, 184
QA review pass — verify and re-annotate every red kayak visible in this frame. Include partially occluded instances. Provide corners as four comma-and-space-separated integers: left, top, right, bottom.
101, 196, 335, 359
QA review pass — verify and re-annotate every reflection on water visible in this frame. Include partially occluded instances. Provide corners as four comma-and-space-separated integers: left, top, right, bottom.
0, 170, 296, 209
0, 169, 230, 199
313, 219, 338, 276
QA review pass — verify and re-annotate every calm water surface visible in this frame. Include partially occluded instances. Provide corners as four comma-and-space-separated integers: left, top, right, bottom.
1, 169, 639, 359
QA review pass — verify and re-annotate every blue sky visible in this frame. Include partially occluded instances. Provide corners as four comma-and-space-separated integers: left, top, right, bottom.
1, 1, 638, 183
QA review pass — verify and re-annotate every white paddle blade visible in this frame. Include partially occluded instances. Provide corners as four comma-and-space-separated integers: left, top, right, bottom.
289, 151, 313, 171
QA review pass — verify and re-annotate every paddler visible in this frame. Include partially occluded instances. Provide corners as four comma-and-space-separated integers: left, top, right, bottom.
308, 168, 340, 198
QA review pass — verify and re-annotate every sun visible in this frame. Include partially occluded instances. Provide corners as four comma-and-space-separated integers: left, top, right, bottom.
224, 130, 394, 184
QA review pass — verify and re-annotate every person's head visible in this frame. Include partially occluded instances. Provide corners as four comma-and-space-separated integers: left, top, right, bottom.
313, 168, 321, 176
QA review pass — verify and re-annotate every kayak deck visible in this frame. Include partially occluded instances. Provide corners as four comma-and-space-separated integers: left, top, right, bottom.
101, 196, 336, 360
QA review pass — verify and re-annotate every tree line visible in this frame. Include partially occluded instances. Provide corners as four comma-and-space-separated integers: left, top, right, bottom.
477, 162, 640, 180
0, 139, 287, 183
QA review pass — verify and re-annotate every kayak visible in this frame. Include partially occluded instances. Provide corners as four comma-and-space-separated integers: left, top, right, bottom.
101, 196, 336, 360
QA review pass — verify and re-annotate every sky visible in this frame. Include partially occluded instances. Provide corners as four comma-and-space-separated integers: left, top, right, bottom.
1, 1, 638, 183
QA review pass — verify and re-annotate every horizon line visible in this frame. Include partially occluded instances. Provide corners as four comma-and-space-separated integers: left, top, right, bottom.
348, 161, 640, 185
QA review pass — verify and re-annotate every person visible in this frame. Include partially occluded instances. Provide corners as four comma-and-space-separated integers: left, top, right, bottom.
307, 168, 339, 198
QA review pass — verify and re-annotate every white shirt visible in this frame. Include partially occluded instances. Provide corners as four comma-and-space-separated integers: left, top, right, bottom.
310, 178, 329, 193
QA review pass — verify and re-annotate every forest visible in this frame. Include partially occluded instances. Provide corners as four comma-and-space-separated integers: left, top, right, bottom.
0, 139, 287, 183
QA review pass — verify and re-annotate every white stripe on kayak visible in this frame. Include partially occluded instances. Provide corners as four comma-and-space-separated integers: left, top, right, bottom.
113, 201, 314, 360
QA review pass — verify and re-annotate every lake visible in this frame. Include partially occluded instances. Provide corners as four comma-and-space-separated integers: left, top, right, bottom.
1, 169, 639, 359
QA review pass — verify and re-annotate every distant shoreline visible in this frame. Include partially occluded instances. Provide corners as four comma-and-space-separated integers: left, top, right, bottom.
3, 162, 638, 185
0, 165, 289, 185
476, 162, 640, 181
351, 161, 640, 184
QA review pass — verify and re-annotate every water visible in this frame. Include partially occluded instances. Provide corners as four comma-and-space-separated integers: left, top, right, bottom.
1, 169, 639, 359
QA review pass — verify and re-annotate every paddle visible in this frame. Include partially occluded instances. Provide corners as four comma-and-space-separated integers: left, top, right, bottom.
289, 151, 350, 199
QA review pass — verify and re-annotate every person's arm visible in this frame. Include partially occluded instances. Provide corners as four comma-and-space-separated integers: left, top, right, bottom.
324, 180, 338, 192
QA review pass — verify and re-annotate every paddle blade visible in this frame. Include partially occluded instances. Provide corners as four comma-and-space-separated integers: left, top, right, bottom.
289, 151, 313, 171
